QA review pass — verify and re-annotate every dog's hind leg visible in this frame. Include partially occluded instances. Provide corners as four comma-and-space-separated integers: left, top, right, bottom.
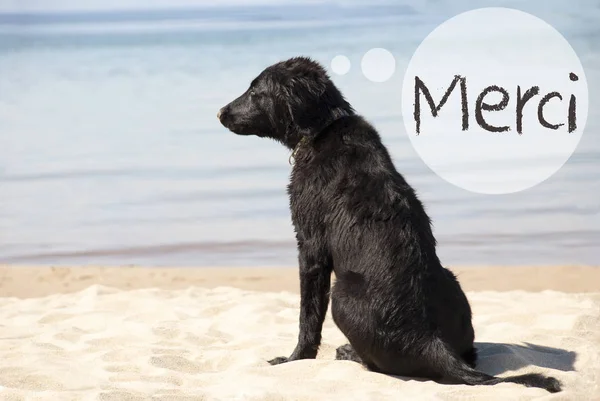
335, 343, 363, 363
335, 343, 383, 372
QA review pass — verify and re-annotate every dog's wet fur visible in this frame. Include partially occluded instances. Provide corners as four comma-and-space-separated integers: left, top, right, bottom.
217, 56, 562, 393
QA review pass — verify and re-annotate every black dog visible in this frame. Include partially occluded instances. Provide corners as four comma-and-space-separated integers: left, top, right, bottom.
217, 56, 561, 393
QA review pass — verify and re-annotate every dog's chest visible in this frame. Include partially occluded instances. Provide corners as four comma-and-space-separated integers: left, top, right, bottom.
287, 172, 329, 233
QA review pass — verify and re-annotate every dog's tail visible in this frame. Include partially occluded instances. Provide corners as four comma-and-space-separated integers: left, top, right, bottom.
427, 338, 562, 393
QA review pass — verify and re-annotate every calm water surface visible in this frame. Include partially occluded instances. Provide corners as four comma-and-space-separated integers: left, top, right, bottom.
0, 1, 598, 266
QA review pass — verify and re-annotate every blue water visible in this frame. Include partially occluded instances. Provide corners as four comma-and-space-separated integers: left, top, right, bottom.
0, 1, 598, 267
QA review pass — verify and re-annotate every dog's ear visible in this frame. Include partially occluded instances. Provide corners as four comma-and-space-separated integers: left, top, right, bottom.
286, 76, 339, 139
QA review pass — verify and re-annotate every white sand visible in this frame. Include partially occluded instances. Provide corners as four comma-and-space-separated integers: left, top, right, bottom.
0, 285, 598, 400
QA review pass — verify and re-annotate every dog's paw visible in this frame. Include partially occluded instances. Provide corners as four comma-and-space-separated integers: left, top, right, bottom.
268, 356, 289, 365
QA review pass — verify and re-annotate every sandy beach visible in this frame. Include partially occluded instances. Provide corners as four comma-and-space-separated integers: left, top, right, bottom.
0, 265, 599, 400
2, 265, 599, 298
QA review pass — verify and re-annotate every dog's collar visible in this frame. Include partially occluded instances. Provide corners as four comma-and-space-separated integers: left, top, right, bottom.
289, 136, 310, 165
287, 110, 352, 165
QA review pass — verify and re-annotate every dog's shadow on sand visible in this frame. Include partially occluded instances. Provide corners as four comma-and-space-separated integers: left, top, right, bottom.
377, 342, 576, 383
473, 341, 577, 375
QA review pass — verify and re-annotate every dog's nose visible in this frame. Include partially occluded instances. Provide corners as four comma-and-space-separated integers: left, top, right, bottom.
217, 108, 222, 119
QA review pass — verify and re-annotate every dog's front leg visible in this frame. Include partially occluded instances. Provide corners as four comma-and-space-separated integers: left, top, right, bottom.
269, 242, 331, 365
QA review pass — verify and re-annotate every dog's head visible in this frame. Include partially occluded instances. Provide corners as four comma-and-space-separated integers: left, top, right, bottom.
217, 56, 353, 149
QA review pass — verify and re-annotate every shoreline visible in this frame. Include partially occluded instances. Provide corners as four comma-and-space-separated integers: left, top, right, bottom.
1, 264, 598, 298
